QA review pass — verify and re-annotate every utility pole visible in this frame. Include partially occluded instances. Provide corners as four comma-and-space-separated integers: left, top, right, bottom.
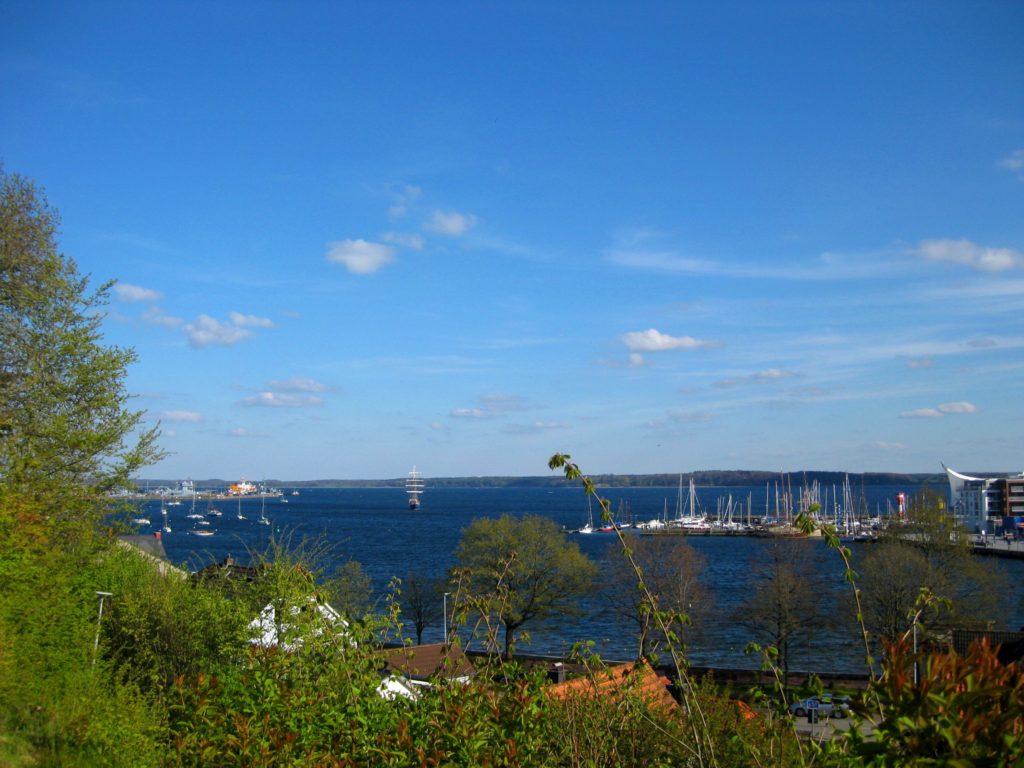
93, 591, 113, 667
443, 592, 451, 645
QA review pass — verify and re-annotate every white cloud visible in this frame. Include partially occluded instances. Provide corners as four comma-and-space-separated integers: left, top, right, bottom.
899, 401, 976, 418
381, 231, 425, 250
426, 210, 477, 236
966, 338, 999, 349
267, 377, 328, 393
876, 441, 906, 450
478, 394, 526, 413
240, 392, 324, 408
715, 368, 797, 388
451, 393, 530, 420
755, 368, 794, 381
158, 410, 202, 423
938, 401, 977, 414
229, 311, 274, 328
141, 306, 183, 328
326, 239, 396, 274
227, 427, 268, 438
999, 148, 1024, 174
668, 410, 714, 423
608, 248, 719, 274
114, 282, 162, 302
913, 239, 1023, 272
184, 314, 254, 348
628, 352, 646, 368
621, 328, 716, 352
451, 407, 489, 419
904, 356, 933, 369
388, 184, 422, 219
899, 408, 942, 419
503, 421, 571, 434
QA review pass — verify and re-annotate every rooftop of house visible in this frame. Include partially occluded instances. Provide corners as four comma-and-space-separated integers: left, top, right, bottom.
117, 533, 168, 560
547, 660, 678, 712
380, 642, 476, 682
191, 554, 264, 582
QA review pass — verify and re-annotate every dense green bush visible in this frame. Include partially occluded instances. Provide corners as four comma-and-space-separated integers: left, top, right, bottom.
98, 546, 252, 694
823, 636, 1024, 767
0, 535, 166, 766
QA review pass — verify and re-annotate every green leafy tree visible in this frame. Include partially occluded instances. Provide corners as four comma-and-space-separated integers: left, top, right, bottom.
605, 535, 708, 660
858, 487, 1008, 647
0, 169, 168, 764
454, 514, 597, 658
0, 168, 161, 539
399, 569, 446, 644
733, 539, 830, 692
327, 559, 373, 619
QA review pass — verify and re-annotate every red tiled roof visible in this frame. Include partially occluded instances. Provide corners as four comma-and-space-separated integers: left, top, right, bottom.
548, 661, 678, 712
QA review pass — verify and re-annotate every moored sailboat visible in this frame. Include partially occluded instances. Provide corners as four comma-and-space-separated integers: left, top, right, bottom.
257, 492, 270, 525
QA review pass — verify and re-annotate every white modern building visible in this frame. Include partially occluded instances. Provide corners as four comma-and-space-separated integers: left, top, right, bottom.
944, 464, 1024, 535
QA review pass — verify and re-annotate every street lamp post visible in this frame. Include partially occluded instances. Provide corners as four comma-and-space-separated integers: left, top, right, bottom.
912, 615, 919, 685
443, 592, 451, 645
93, 591, 113, 667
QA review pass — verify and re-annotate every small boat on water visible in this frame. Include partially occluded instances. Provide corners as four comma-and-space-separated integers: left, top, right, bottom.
188, 528, 214, 537
131, 517, 151, 526
574, 497, 596, 534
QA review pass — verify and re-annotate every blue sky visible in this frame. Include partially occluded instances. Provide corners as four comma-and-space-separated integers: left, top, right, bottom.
2, 1, 1022, 480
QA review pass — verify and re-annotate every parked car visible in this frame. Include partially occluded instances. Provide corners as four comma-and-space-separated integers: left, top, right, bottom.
789, 695, 850, 718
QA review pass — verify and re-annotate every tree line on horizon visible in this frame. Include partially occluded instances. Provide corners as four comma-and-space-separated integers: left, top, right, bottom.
138, 469, 950, 490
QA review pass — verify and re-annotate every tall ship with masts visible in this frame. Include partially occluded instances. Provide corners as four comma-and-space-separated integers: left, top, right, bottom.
406, 466, 424, 510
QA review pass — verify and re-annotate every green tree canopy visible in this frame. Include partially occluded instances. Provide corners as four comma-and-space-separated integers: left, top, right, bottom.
605, 535, 708, 661
0, 168, 161, 539
454, 514, 597, 658
857, 487, 1008, 646
399, 569, 446, 645
733, 539, 831, 691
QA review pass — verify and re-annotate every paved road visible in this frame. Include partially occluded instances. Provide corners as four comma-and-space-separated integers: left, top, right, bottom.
792, 713, 875, 741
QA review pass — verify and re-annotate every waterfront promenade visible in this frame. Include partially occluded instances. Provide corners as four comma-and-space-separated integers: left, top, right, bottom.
971, 534, 1024, 559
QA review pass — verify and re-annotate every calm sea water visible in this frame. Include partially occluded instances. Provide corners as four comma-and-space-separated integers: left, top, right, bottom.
136, 485, 1023, 674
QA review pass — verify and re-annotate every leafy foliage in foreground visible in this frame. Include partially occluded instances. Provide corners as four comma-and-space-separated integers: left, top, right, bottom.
824, 636, 1024, 767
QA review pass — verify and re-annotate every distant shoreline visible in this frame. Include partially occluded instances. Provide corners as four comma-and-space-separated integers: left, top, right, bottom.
131, 470, 952, 491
